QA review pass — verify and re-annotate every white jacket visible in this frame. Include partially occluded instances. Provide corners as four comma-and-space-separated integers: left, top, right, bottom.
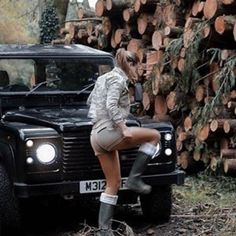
87, 67, 130, 125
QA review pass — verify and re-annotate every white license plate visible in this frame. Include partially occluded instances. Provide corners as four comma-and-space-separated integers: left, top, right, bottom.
80, 178, 128, 193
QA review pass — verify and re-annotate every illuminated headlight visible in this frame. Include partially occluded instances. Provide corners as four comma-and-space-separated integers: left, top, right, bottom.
26, 157, 34, 164
165, 148, 172, 156
164, 133, 172, 141
36, 143, 56, 164
26, 140, 34, 147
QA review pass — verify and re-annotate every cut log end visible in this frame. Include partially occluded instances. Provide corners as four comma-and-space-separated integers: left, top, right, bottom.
95, 0, 105, 17
184, 116, 192, 132
203, 0, 218, 19
197, 123, 210, 142
224, 159, 236, 176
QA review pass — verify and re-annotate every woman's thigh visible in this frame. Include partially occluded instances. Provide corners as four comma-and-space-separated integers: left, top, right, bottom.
97, 150, 121, 194
112, 126, 160, 150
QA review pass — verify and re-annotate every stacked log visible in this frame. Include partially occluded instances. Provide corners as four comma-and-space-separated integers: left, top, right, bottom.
52, 0, 107, 48
57, 0, 236, 176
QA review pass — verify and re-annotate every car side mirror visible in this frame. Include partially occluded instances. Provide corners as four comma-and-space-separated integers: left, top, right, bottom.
134, 82, 143, 103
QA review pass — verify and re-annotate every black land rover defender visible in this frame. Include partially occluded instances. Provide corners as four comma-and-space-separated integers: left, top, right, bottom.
0, 44, 184, 232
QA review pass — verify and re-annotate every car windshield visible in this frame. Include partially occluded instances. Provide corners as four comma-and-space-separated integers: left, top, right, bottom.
0, 58, 113, 93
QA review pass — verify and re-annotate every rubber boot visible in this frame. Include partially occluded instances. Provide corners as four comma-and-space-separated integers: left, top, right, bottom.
126, 143, 159, 194
97, 193, 118, 236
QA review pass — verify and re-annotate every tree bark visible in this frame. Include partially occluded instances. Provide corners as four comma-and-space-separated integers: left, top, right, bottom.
154, 95, 168, 115
164, 26, 183, 37
78, 7, 95, 19
224, 159, 236, 176
142, 92, 150, 110
221, 149, 236, 159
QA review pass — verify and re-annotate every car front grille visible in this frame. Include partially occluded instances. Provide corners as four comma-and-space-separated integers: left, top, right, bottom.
62, 126, 138, 180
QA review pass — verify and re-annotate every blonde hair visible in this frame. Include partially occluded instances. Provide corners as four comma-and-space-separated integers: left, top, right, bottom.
115, 48, 139, 80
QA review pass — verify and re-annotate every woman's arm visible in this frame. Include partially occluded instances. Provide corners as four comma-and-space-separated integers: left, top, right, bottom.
106, 76, 125, 124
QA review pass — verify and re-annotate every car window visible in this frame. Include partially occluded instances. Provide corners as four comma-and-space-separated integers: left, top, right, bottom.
0, 59, 34, 91
0, 58, 113, 92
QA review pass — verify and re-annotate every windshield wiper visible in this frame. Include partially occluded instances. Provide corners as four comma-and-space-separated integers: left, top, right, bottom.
26, 78, 60, 97
77, 82, 95, 95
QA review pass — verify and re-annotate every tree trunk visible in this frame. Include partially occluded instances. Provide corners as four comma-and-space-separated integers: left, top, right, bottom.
95, 0, 107, 17
123, 7, 135, 22
184, 116, 193, 132
53, 0, 69, 24
214, 15, 236, 35
137, 13, 154, 35
224, 159, 236, 176
78, 7, 95, 19
210, 119, 226, 132
204, 0, 236, 19
106, 0, 134, 11
223, 119, 236, 133
196, 123, 210, 142
221, 149, 236, 159
154, 95, 168, 115
152, 30, 164, 50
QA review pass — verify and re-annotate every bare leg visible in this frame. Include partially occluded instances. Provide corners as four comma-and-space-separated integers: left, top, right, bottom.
97, 151, 120, 236
111, 127, 161, 194
112, 127, 160, 151
97, 150, 121, 195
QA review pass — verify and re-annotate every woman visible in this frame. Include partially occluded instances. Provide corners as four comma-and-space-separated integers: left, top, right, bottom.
87, 48, 160, 236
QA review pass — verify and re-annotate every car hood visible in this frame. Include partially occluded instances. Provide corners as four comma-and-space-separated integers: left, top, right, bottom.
2, 108, 92, 132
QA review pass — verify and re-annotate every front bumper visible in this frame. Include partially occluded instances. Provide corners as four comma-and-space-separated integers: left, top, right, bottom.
14, 170, 185, 198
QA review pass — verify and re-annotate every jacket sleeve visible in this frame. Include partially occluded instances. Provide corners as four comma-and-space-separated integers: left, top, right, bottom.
106, 76, 124, 124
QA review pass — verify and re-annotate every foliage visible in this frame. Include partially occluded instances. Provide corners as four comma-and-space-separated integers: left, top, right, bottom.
39, 3, 59, 44
197, 56, 236, 126
164, 22, 205, 94
0, 0, 39, 43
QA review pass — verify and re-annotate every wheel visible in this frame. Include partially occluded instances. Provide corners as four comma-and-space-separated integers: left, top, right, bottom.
140, 185, 172, 224
0, 164, 21, 234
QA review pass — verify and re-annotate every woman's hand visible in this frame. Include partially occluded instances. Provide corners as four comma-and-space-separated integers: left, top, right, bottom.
122, 126, 132, 139
117, 121, 132, 139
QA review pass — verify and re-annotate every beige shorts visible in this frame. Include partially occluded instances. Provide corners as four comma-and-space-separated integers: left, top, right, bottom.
90, 121, 125, 156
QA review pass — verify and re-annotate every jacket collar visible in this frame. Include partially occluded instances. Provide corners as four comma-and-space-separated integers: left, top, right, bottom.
113, 66, 129, 81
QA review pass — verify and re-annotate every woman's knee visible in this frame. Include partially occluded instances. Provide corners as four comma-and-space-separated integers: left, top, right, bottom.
150, 129, 161, 145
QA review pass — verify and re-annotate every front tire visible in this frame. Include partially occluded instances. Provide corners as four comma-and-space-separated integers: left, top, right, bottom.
0, 164, 21, 234
140, 185, 172, 224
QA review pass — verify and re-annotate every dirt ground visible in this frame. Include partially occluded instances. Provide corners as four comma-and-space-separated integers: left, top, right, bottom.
21, 173, 236, 236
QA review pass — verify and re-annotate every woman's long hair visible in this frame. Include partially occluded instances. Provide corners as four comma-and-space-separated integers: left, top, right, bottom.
115, 48, 139, 82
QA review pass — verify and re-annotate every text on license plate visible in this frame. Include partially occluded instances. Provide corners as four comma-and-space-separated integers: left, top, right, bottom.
80, 178, 128, 193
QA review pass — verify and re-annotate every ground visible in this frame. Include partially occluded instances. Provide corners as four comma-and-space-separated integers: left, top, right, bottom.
21, 173, 236, 236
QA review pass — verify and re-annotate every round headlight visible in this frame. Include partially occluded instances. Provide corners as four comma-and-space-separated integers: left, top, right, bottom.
165, 148, 172, 156
26, 140, 34, 147
164, 133, 172, 141
36, 143, 56, 164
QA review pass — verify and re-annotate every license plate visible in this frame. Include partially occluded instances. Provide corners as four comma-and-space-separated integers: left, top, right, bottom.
80, 178, 128, 193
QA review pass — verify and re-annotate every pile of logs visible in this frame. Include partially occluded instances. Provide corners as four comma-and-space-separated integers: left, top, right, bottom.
58, 0, 236, 176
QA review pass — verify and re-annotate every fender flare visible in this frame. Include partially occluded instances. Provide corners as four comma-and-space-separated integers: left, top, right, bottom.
0, 142, 15, 181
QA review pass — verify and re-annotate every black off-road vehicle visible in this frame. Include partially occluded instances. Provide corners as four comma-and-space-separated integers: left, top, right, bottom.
0, 44, 184, 233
